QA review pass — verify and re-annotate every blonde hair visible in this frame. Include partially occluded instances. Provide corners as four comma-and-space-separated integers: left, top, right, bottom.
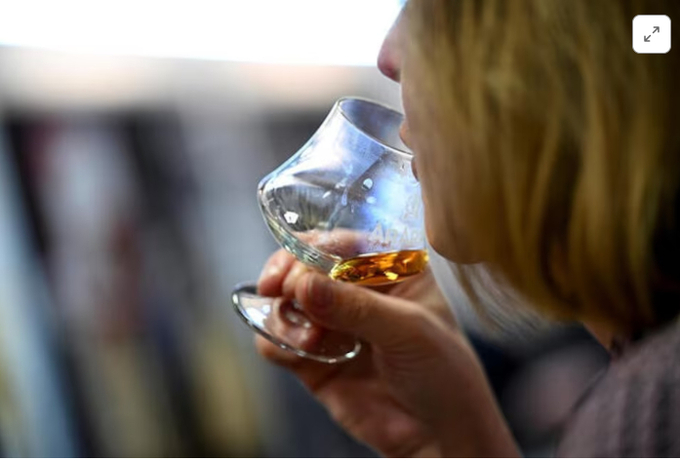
407, 0, 680, 332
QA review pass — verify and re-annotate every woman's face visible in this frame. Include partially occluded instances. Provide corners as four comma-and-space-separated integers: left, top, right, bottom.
378, 8, 479, 263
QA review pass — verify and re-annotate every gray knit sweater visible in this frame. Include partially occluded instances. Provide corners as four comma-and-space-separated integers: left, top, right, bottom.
557, 320, 680, 457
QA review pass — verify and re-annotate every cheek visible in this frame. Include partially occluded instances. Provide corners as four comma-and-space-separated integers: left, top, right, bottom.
401, 70, 483, 263
423, 200, 482, 264
418, 165, 455, 256
415, 143, 483, 264
421, 188, 449, 255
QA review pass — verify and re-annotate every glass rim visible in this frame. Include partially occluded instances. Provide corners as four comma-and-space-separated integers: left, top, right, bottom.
336, 96, 414, 160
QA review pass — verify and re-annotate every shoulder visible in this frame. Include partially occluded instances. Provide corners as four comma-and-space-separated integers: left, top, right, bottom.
557, 321, 680, 457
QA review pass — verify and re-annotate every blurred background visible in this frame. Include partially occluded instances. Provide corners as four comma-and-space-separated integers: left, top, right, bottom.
0, 0, 608, 457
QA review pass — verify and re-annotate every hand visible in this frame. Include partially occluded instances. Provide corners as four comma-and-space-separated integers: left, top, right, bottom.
256, 250, 520, 457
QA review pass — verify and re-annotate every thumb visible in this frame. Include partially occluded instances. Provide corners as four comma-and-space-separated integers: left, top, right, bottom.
295, 272, 422, 348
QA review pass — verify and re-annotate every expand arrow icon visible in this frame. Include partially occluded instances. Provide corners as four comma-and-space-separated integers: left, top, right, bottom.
645, 35, 651, 42
653, 26, 660, 33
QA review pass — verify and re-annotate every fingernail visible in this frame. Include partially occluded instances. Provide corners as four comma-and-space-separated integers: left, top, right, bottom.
307, 275, 332, 310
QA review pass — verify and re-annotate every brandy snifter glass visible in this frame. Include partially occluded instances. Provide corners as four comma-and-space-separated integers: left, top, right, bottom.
232, 97, 427, 363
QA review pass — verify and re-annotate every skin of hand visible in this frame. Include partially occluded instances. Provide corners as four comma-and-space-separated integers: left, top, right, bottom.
256, 249, 520, 457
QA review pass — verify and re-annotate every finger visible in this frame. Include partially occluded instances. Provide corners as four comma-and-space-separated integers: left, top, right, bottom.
281, 261, 311, 300
258, 249, 296, 297
254, 334, 305, 368
296, 272, 425, 348
261, 298, 327, 354
298, 229, 367, 259
254, 334, 348, 395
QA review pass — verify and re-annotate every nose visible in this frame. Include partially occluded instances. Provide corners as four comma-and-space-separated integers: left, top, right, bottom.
377, 9, 406, 83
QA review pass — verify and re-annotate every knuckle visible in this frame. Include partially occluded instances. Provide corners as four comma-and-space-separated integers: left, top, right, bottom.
342, 288, 373, 327
262, 250, 294, 278
272, 249, 293, 266
282, 263, 308, 298
258, 251, 295, 295
399, 305, 446, 343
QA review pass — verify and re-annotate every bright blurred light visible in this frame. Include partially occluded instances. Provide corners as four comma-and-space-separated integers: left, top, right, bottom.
0, 0, 402, 66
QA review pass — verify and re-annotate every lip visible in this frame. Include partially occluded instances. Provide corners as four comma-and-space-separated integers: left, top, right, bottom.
399, 122, 411, 149
399, 122, 418, 181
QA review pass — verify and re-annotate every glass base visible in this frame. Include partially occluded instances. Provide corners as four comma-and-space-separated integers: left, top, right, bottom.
231, 282, 362, 364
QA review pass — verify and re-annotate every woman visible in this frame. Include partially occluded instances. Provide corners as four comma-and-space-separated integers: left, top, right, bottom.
257, 0, 680, 456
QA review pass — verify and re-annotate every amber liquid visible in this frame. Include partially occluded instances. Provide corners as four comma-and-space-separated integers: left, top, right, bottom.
329, 250, 429, 286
